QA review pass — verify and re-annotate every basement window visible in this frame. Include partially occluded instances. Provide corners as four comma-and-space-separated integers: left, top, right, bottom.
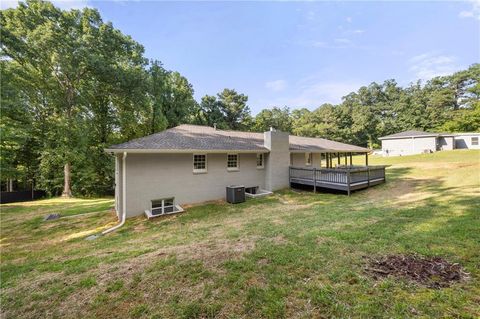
472, 137, 479, 146
151, 198, 175, 216
193, 154, 207, 173
227, 154, 239, 171
305, 153, 312, 166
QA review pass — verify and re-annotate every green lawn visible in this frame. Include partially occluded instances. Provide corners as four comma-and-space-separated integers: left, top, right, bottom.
1, 150, 479, 318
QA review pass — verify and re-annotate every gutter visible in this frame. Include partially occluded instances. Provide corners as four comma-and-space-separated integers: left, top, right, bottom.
102, 152, 127, 235
104, 148, 268, 154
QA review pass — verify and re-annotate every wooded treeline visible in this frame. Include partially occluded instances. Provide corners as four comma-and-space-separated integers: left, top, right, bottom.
1, 1, 479, 196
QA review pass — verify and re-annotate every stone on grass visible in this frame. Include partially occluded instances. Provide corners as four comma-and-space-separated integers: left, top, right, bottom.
43, 213, 60, 221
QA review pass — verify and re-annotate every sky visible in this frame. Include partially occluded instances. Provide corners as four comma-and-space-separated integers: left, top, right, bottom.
2, 0, 479, 114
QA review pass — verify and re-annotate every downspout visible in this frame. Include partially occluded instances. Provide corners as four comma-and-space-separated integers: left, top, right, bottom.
103, 152, 127, 234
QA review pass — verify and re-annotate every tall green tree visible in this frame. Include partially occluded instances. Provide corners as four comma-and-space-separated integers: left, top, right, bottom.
1, 0, 147, 196
253, 107, 292, 132
217, 89, 251, 130
195, 95, 227, 128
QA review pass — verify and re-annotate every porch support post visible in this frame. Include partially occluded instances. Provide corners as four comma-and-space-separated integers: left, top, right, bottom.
337, 152, 340, 166
367, 166, 370, 187
350, 152, 353, 166
344, 153, 347, 166
347, 170, 351, 196
365, 153, 369, 166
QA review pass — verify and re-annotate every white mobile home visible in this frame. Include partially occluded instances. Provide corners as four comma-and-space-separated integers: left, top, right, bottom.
379, 130, 479, 156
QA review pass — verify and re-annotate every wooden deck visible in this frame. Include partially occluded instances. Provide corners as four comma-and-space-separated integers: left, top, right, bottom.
289, 165, 387, 195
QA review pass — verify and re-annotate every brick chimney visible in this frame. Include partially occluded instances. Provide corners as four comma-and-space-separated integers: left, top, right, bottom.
264, 130, 290, 191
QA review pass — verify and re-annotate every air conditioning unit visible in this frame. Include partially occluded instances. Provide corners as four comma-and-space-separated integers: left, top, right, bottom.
226, 185, 245, 204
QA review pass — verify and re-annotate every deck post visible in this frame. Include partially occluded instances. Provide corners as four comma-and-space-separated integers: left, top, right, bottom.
365, 153, 369, 166
344, 153, 347, 166
288, 166, 291, 187
349, 152, 353, 166
347, 170, 351, 196
367, 167, 370, 187
313, 167, 317, 193
337, 153, 340, 166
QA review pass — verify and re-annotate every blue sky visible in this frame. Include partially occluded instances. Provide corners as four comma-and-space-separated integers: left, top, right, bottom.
3, 1, 479, 114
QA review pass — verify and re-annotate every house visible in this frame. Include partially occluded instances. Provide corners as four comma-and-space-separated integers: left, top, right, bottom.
453, 133, 480, 149
379, 130, 480, 156
105, 124, 378, 220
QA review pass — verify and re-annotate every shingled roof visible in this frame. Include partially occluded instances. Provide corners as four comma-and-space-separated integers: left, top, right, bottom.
106, 124, 369, 153
378, 130, 453, 140
290, 135, 369, 152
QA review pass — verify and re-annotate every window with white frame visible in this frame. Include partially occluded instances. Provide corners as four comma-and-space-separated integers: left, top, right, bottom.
305, 153, 312, 166
472, 137, 479, 146
256, 153, 264, 169
227, 154, 239, 171
193, 154, 207, 173
151, 198, 175, 215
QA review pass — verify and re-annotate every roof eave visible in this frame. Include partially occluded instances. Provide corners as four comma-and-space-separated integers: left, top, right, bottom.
289, 148, 369, 153
379, 134, 439, 140
104, 148, 269, 154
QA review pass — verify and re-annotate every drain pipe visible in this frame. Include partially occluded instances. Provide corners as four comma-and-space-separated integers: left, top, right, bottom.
103, 152, 127, 235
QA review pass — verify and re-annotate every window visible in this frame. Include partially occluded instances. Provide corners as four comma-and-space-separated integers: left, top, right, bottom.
256, 153, 264, 169
151, 198, 175, 216
472, 137, 479, 146
305, 153, 312, 166
193, 154, 207, 173
227, 154, 239, 171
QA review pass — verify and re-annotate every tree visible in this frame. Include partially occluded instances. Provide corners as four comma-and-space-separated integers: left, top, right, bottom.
217, 89, 251, 130
146, 61, 169, 133
253, 107, 292, 132
0, 61, 40, 191
163, 71, 196, 128
195, 95, 227, 128
1, 0, 147, 196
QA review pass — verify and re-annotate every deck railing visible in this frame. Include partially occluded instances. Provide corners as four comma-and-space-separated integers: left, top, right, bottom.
289, 165, 386, 195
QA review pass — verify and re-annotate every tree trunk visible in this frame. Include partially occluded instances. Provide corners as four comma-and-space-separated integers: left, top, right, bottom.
62, 162, 72, 197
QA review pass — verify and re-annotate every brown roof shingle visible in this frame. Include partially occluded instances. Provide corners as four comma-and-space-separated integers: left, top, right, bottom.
107, 124, 369, 153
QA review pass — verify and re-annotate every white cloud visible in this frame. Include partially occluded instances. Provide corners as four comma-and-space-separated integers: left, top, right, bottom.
459, 0, 480, 20
265, 80, 287, 92
346, 17, 352, 23
408, 53, 461, 80
352, 29, 365, 34
0, 0, 91, 10
334, 38, 352, 45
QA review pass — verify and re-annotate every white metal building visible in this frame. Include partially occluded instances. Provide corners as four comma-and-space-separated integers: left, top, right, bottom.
379, 130, 479, 156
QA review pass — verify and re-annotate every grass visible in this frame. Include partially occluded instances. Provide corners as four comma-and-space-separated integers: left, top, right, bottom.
1, 150, 479, 318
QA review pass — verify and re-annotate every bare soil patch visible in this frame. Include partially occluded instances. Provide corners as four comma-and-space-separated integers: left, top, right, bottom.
366, 254, 469, 288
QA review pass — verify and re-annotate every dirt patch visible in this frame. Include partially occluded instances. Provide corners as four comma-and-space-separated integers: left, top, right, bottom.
366, 254, 469, 288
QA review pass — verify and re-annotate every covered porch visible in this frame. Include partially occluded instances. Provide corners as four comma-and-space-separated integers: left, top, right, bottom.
288, 150, 386, 195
